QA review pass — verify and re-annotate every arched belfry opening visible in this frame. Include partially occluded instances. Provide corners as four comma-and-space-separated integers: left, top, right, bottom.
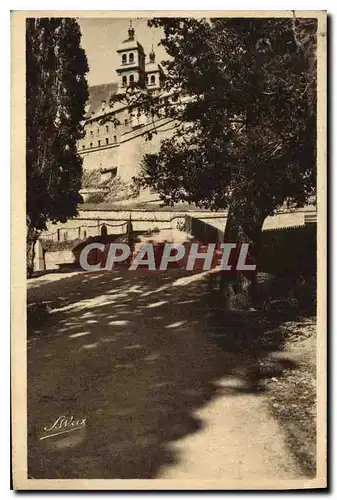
116, 19, 146, 91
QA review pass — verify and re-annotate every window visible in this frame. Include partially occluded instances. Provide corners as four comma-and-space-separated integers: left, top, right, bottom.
90, 142, 93, 148
129, 74, 134, 84
82, 144, 85, 149
98, 140, 101, 147
114, 122, 117, 129
151, 74, 156, 85
129, 53, 134, 64
97, 128, 100, 135
106, 125, 109, 133
122, 75, 127, 87
90, 130, 93, 136
105, 138, 109, 145
122, 54, 127, 64
124, 118, 128, 126
114, 135, 117, 143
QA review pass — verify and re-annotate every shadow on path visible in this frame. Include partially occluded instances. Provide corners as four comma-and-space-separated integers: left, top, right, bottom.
27, 269, 305, 479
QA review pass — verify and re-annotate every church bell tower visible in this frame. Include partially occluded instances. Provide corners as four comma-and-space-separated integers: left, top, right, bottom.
145, 45, 164, 91
116, 20, 146, 92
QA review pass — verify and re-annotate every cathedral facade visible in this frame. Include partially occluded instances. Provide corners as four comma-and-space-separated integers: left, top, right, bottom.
77, 23, 174, 205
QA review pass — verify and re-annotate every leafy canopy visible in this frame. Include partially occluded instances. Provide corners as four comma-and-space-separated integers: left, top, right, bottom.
26, 17, 89, 231
130, 17, 316, 222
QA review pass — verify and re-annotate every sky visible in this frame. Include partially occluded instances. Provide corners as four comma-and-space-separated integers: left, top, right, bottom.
77, 17, 168, 87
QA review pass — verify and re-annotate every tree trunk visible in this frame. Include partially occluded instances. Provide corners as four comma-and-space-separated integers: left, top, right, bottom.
26, 222, 40, 278
220, 209, 264, 310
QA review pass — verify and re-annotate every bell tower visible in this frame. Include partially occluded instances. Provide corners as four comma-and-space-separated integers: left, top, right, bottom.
145, 45, 164, 91
116, 20, 146, 92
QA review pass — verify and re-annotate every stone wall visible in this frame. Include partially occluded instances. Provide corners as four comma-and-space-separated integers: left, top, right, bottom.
262, 210, 307, 230
44, 250, 75, 270
42, 208, 200, 241
41, 205, 316, 243
36, 206, 316, 271
79, 116, 175, 188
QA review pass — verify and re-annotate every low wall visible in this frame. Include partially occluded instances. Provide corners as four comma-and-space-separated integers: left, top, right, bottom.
186, 211, 317, 276
44, 250, 75, 270
262, 210, 307, 230
41, 205, 316, 243
41, 208, 228, 241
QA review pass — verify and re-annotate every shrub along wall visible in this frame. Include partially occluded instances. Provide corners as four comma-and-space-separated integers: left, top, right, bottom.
185, 214, 316, 277
257, 224, 317, 276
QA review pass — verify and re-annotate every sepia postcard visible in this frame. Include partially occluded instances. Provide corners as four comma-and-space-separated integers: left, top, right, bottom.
11, 10, 327, 490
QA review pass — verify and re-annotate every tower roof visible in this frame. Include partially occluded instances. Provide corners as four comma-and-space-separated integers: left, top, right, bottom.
145, 62, 162, 73
145, 46, 164, 74
117, 39, 145, 53
84, 82, 118, 119
117, 20, 145, 54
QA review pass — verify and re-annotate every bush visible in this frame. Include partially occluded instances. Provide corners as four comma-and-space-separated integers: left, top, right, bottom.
258, 225, 316, 276
40, 238, 81, 252
85, 192, 106, 204
82, 169, 101, 188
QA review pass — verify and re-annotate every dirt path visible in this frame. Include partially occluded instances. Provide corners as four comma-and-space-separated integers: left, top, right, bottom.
160, 383, 301, 479
27, 269, 306, 480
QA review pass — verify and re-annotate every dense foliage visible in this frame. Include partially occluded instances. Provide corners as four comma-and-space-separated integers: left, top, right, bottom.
26, 17, 89, 232
129, 17, 317, 308
100, 17, 317, 307
136, 17, 316, 236
26, 17, 88, 275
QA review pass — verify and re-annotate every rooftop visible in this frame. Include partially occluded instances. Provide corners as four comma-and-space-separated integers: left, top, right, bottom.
117, 39, 145, 54
145, 62, 163, 73
84, 82, 118, 119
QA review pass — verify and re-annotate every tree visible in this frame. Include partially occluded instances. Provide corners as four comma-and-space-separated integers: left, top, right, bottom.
126, 16, 316, 309
26, 17, 89, 275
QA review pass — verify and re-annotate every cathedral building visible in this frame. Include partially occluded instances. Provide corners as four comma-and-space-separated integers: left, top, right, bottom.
77, 22, 172, 205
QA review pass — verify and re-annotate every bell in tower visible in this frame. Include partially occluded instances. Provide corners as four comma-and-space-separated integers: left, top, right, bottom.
145, 44, 164, 91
